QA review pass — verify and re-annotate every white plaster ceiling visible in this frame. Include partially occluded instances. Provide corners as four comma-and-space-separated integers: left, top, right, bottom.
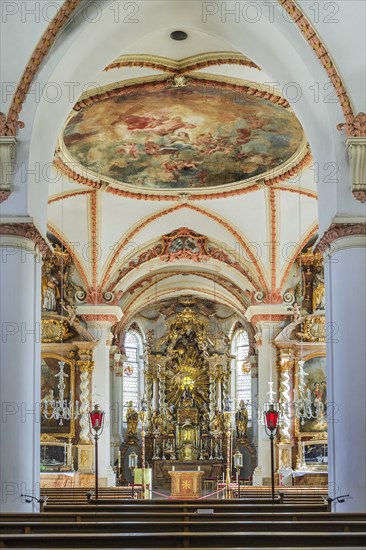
46, 18, 319, 318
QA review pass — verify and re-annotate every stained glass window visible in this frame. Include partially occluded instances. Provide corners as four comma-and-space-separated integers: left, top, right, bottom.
233, 330, 252, 419
122, 331, 141, 421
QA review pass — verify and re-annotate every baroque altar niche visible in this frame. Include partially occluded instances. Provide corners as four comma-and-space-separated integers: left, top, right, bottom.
118, 300, 254, 486
147, 306, 229, 464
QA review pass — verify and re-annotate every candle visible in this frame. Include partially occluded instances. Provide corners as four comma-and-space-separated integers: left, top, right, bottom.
198, 466, 200, 471
172, 465, 175, 471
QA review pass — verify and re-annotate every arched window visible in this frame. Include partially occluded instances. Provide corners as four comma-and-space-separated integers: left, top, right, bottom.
122, 331, 142, 421
232, 330, 252, 419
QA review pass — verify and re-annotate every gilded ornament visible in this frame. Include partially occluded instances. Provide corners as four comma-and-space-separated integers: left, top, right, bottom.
296, 316, 326, 342
41, 319, 73, 343
40, 433, 61, 442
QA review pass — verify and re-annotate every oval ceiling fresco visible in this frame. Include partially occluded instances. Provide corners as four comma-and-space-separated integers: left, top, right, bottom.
62, 81, 304, 192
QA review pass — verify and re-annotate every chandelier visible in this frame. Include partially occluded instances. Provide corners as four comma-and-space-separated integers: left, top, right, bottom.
42, 361, 80, 426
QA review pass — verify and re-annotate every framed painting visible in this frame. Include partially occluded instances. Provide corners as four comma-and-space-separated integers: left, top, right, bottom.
41, 353, 75, 438
302, 439, 328, 470
296, 353, 327, 436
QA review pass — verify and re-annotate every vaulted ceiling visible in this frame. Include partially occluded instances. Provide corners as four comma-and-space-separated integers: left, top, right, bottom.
47, 30, 318, 324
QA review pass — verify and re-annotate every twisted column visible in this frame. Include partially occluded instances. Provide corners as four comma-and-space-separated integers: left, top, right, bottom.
277, 349, 293, 443
77, 349, 94, 442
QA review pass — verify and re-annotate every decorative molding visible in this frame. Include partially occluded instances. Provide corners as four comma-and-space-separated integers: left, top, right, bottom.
76, 305, 123, 327
40, 433, 61, 443
296, 316, 325, 343
104, 51, 260, 73
0, 0, 81, 136
80, 314, 121, 326
245, 304, 290, 323
41, 319, 73, 343
53, 158, 102, 190
56, 148, 311, 204
107, 233, 260, 295
278, 0, 354, 123
101, 203, 266, 294
0, 136, 17, 201
269, 188, 277, 291
316, 223, 366, 253
89, 191, 99, 289
345, 137, 366, 203
73, 75, 290, 112
249, 314, 288, 325
337, 112, 366, 138
0, 222, 51, 257
48, 190, 94, 204
0, 190, 11, 203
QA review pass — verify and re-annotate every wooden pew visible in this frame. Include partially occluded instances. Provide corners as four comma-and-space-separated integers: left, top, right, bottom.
0, 529, 365, 547
1, 511, 365, 523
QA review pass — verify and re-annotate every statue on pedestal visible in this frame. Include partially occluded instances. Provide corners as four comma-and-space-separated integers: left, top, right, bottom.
150, 408, 164, 435
211, 409, 223, 436
235, 400, 248, 439
126, 401, 138, 439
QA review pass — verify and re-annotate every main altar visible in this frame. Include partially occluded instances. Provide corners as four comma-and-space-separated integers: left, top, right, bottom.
118, 300, 250, 490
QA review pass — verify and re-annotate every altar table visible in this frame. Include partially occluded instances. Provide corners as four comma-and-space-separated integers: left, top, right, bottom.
168, 470, 204, 499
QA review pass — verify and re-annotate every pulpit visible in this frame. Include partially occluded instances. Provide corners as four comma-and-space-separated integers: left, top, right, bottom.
168, 469, 204, 499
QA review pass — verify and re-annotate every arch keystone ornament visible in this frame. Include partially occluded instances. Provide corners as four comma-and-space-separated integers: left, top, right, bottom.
338, 113, 366, 203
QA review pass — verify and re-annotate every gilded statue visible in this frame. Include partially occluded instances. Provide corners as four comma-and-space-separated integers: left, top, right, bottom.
200, 404, 210, 434
126, 401, 138, 438
150, 408, 164, 434
312, 267, 325, 311
42, 271, 60, 311
211, 409, 223, 435
165, 405, 176, 436
235, 400, 248, 439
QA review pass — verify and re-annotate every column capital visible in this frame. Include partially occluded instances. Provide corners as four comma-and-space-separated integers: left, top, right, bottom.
76, 304, 123, 329
245, 304, 289, 325
316, 219, 366, 255
0, 218, 51, 257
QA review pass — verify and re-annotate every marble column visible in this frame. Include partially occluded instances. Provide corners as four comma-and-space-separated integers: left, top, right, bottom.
319, 223, 366, 512
0, 227, 46, 511
77, 305, 123, 487
245, 306, 288, 485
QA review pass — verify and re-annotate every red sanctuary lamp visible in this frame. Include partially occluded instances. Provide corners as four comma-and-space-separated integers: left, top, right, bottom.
264, 403, 280, 501
89, 404, 105, 501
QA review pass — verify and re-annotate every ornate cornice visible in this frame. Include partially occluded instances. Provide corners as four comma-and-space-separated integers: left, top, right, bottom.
54, 151, 312, 203
250, 314, 288, 326
0, 0, 81, 136
73, 75, 289, 112
76, 305, 123, 328
316, 223, 366, 253
337, 113, 366, 138
104, 51, 260, 73
80, 314, 120, 326
0, 222, 51, 256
